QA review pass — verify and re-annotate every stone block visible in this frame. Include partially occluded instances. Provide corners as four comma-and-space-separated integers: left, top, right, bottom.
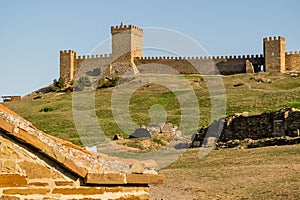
52, 187, 105, 195
63, 158, 88, 178
117, 186, 149, 193
52, 171, 64, 179
54, 181, 74, 186
28, 182, 49, 187
117, 194, 150, 200
43, 145, 66, 163
18, 161, 51, 179
0, 118, 14, 133
1, 160, 16, 173
130, 162, 145, 174
140, 159, 157, 169
0, 144, 20, 159
246, 60, 255, 73
85, 173, 126, 184
3, 188, 50, 195
0, 196, 20, 200
105, 187, 121, 193
14, 128, 47, 151
126, 174, 164, 184
0, 174, 27, 187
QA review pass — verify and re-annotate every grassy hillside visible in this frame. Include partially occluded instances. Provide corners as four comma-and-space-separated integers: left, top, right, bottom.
3, 72, 300, 146
3, 72, 300, 199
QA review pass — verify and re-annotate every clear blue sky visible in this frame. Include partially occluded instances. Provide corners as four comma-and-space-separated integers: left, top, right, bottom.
1, 0, 300, 98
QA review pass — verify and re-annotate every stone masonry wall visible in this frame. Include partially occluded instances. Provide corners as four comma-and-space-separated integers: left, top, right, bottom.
74, 55, 111, 80
60, 50, 76, 83
0, 105, 163, 200
263, 36, 286, 73
199, 108, 300, 143
285, 51, 300, 72
0, 133, 150, 200
60, 53, 265, 83
135, 55, 264, 75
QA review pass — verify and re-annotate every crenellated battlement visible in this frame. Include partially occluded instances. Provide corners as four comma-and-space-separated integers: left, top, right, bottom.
76, 54, 111, 60
286, 51, 300, 56
111, 22, 143, 34
263, 36, 285, 42
60, 51, 111, 59
60, 50, 76, 54
136, 54, 264, 61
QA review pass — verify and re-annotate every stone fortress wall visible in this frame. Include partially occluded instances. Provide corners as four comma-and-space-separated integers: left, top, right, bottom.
59, 23, 300, 83
134, 54, 264, 75
285, 51, 300, 72
60, 50, 112, 83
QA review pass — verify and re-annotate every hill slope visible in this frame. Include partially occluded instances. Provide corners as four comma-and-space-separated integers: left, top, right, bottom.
3, 73, 300, 146
3, 72, 300, 199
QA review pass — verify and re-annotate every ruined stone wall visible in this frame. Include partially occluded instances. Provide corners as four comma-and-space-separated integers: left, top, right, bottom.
285, 51, 300, 71
204, 108, 300, 143
134, 55, 264, 75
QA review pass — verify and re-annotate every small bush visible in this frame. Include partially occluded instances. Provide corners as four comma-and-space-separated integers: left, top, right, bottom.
58, 77, 66, 88
152, 137, 164, 146
125, 140, 145, 150
74, 76, 92, 91
39, 107, 53, 112
51, 77, 66, 91
97, 77, 120, 89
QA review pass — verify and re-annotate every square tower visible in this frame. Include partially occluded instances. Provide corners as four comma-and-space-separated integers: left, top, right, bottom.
111, 22, 144, 62
60, 50, 77, 83
263, 36, 286, 73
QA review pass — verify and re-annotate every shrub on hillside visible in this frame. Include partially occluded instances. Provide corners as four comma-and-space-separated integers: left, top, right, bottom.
97, 77, 120, 89
74, 76, 92, 91
52, 77, 66, 91
39, 107, 53, 112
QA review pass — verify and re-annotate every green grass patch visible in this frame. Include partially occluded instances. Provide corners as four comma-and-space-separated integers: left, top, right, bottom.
3, 73, 300, 146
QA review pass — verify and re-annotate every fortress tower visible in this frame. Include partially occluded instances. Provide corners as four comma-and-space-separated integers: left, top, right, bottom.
263, 36, 286, 73
60, 50, 77, 83
111, 22, 143, 62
